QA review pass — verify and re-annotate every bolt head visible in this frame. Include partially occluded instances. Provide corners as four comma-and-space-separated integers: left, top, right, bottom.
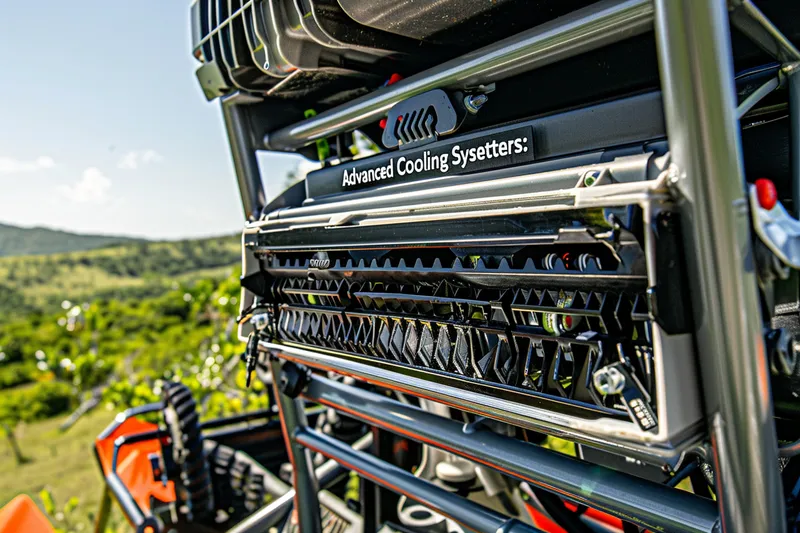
593, 366, 626, 395
464, 94, 489, 114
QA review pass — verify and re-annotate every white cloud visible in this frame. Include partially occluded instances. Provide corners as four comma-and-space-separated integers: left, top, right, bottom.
117, 149, 163, 170
57, 167, 111, 204
0, 156, 55, 174
141, 150, 163, 164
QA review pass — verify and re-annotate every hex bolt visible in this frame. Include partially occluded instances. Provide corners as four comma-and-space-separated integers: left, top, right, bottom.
464, 94, 489, 114
593, 365, 626, 395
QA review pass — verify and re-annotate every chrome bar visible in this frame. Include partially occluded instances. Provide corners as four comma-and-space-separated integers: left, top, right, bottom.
106, 474, 162, 533
225, 432, 373, 533
729, 0, 800, 63
222, 93, 266, 220
303, 374, 721, 533
295, 428, 544, 533
269, 358, 321, 533
654, 0, 786, 532
225, 491, 294, 533
111, 430, 165, 472
260, 340, 699, 465
736, 76, 780, 119
97, 401, 163, 440
263, 0, 653, 151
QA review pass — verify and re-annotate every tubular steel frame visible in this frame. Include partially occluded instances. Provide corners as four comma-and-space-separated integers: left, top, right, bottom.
654, 0, 785, 531
218, 0, 800, 531
302, 373, 720, 533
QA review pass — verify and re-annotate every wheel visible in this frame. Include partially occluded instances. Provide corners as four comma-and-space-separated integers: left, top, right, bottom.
162, 381, 214, 521
206, 441, 268, 525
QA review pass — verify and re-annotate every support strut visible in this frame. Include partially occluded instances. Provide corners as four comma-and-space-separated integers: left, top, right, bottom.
654, 0, 786, 531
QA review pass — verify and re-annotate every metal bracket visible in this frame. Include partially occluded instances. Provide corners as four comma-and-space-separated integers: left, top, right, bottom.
593, 362, 658, 432
750, 184, 800, 269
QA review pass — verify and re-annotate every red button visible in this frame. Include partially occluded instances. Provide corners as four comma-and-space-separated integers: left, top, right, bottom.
755, 178, 778, 210
387, 73, 404, 86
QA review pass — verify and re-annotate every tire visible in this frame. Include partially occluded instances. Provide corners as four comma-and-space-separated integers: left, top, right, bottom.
162, 381, 214, 521
206, 442, 267, 524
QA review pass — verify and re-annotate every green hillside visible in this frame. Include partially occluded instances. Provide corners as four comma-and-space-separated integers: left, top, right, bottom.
0, 228, 251, 531
0, 266, 257, 531
0, 222, 142, 257
0, 234, 240, 318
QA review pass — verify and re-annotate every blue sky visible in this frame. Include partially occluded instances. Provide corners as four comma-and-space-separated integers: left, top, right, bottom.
0, 1, 303, 239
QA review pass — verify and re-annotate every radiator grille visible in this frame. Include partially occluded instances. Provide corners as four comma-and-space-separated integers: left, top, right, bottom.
259, 263, 654, 415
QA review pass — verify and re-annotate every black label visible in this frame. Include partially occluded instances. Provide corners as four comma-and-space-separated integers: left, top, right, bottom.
338, 126, 534, 192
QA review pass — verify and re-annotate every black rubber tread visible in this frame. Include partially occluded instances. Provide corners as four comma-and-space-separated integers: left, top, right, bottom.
230, 460, 251, 493
206, 441, 268, 523
162, 381, 214, 521
244, 472, 266, 512
208, 443, 235, 513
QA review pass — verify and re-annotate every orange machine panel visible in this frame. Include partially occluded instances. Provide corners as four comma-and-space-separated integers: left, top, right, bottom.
95, 417, 176, 514
0, 495, 55, 533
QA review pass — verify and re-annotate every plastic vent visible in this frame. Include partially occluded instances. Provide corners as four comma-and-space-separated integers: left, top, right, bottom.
382, 89, 463, 149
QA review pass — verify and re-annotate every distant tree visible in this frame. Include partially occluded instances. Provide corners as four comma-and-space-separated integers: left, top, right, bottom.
0, 421, 26, 465
0, 382, 74, 465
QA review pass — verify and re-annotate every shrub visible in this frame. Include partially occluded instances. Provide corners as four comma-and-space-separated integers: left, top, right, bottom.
0, 381, 76, 426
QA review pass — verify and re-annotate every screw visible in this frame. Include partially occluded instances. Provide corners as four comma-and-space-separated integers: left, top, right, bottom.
593, 366, 626, 395
667, 163, 681, 185
583, 170, 601, 187
464, 94, 489, 114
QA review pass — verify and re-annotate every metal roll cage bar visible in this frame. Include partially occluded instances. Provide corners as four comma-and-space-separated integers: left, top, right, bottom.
209, 0, 800, 531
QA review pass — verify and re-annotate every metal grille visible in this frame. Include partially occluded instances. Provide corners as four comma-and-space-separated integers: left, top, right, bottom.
262, 251, 653, 415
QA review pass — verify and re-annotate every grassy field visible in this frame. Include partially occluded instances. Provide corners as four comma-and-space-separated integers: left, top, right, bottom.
0, 405, 128, 531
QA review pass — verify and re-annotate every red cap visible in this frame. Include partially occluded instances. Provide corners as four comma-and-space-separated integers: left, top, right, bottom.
387, 73, 404, 86
755, 178, 778, 210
